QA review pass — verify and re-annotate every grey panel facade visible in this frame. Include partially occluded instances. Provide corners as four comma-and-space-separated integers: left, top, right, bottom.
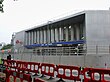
85, 10, 110, 54
14, 31, 25, 52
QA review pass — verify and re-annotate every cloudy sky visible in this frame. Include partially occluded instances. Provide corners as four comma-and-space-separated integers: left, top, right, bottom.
0, 0, 110, 44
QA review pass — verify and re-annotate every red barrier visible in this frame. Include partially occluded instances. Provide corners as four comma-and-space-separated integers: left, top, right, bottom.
83, 68, 91, 82
26, 62, 40, 73
56, 65, 81, 81
9, 60, 17, 69
0, 68, 10, 82
6, 60, 17, 72
34, 78, 45, 82
5, 69, 10, 82
3, 59, 110, 82
0, 60, 10, 82
83, 68, 110, 82
22, 73, 32, 82
40, 63, 55, 77
10, 70, 31, 82
3, 59, 10, 69
3, 59, 16, 69
16, 60, 28, 72
10, 70, 17, 82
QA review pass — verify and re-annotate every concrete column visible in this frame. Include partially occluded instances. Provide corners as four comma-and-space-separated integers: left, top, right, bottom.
30, 31, 32, 45
53, 28, 55, 42
58, 28, 60, 42
29, 32, 32, 45
79, 23, 83, 39
65, 26, 69, 41
51, 28, 54, 43
71, 25, 74, 41
32, 31, 35, 44
59, 27, 63, 41
82, 22, 85, 40
25, 32, 27, 45
39, 30, 41, 44
40, 30, 43, 44
44, 30, 46, 43
75, 24, 80, 40
46, 29, 48, 43
37, 30, 39, 44
27, 32, 29, 45
42, 30, 44, 44
79, 23, 85, 40
47, 28, 51, 43
28, 32, 30, 45
32, 31, 34, 44
59, 28, 61, 41
30, 31, 32, 44
26, 32, 29, 45
35, 30, 37, 44
68, 26, 71, 41
33, 31, 35, 44
34, 31, 36, 44
55, 28, 59, 42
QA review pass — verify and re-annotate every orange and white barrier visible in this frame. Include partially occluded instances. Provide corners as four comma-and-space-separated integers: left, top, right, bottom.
26, 62, 40, 74
40, 63, 55, 77
3, 59, 10, 68
9, 60, 17, 69
16, 60, 27, 72
3, 59, 17, 70
2, 59, 110, 82
9, 70, 31, 82
56, 64, 81, 81
83, 67, 110, 82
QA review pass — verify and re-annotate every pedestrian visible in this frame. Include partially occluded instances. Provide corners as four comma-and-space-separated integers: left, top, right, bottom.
7, 54, 11, 60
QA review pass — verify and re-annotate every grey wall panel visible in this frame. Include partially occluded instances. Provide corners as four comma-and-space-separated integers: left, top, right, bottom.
15, 31, 25, 49
86, 11, 110, 54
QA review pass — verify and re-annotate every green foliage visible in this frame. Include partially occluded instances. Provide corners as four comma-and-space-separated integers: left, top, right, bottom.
1, 44, 12, 50
0, 0, 4, 4
0, 0, 4, 13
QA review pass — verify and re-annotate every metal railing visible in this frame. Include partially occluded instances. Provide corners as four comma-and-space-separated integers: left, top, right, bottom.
1, 45, 110, 56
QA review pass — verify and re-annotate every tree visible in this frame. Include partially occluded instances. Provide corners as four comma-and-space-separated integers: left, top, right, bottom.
0, 0, 4, 12
1, 44, 12, 50
0, 0, 18, 13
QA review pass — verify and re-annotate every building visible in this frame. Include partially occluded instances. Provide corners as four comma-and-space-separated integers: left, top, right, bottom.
13, 9, 110, 68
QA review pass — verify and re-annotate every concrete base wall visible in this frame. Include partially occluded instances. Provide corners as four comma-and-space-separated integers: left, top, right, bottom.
2, 53, 108, 68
